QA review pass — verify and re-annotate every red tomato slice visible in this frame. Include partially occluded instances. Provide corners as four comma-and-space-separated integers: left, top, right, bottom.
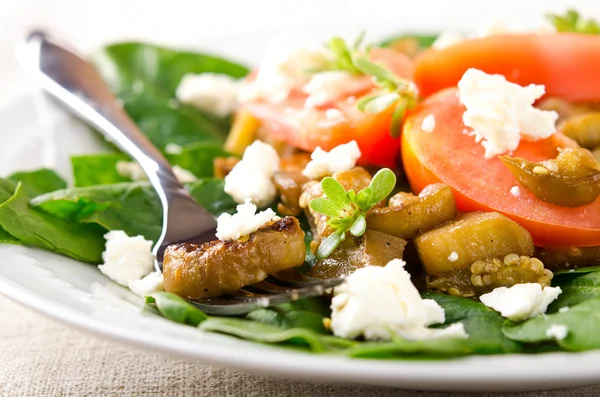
401, 88, 600, 248
414, 34, 600, 102
244, 48, 414, 168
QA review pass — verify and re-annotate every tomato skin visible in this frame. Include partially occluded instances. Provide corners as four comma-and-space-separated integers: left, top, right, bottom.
401, 88, 600, 248
243, 48, 414, 168
414, 34, 600, 102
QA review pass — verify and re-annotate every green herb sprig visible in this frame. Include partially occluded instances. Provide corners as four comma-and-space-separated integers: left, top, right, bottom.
546, 9, 600, 34
309, 168, 396, 259
324, 34, 419, 137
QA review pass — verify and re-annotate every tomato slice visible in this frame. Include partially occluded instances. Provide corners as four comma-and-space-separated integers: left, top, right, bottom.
414, 34, 600, 102
243, 48, 414, 168
401, 88, 600, 247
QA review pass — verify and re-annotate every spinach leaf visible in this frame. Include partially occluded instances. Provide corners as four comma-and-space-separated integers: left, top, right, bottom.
165, 142, 232, 178
548, 270, 600, 313
71, 154, 130, 187
347, 337, 475, 358
246, 298, 330, 334
146, 292, 207, 326
554, 266, 600, 275
379, 33, 439, 49
31, 179, 235, 243
0, 179, 105, 262
503, 298, 600, 351
94, 42, 248, 148
422, 292, 522, 354
8, 169, 67, 196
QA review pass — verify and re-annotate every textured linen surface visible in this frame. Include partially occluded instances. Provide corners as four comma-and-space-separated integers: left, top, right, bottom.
0, 295, 598, 397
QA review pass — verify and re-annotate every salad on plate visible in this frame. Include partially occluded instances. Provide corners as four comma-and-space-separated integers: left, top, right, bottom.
5, 9, 600, 358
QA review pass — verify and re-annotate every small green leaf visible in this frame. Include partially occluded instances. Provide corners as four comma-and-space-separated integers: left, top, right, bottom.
354, 56, 401, 85
321, 177, 351, 207
390, 98, 408, 138
353, 30, 367, 50
146, 292, 208, 326
356, 94, 378, 111
363, 92, 400, 114
346, 190, 356, 203
355, 187, 373, 210
369, 168, 397, 204
309, 197, 343, 217
545, 9, 600, 34
349, 214, 367, 237
317, 231, 344, 259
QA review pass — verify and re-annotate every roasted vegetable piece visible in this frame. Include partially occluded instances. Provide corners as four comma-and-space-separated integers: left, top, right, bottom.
299, 167, 372, 243
307, 230, 406, 279
593, 147, 600, 163
415, 212, 535, 276
163, 217, 305, 299
213, 156, 239, 178
273, 153, 311, 216
426, 254, 553, 298
558, 112, 600, 149
500, 147, 600, 208
536, 246, 600, 271
367, 183, 457, 239
537, 97, 600, 124
224, 109, 260, 155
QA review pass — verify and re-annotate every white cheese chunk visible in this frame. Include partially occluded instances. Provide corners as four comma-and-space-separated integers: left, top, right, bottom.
303, 71, 368, 108
432, 31, 465, 49
330, 259, 469, 341
165, 143, 183, 155
116, 161, 197, 184
224, 140, 280, 207
421, 114, 436, 133
176, 73, 242, 117
216, 198, 277, 241
303, 140, 362, 179
479, 283, 562, 321
558, 306, 570, 313
448, 252, 459, 262
545, 324, 568, 341
98, 231, 155, 286
128, 271, 164, 297
458, 68, 558, 158
510, 186, 521, 197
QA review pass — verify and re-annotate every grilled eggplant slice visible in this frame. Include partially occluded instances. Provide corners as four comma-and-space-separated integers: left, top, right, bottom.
163, 217, 305, 299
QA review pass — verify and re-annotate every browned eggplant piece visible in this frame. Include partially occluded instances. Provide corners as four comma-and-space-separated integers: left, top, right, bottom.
299, 167, 372, 243
163, 217, 305, 299
307, 230, 407, 279
272, 153, 311, 216
367, 183, 457, 239
558, 112, 600, 149
213, 156, 240, 179
500, 147, 600, 208
415, 212, 535, 276
535, 246, 600, 271
426, 254, 553, 298
536, 97, 600, 123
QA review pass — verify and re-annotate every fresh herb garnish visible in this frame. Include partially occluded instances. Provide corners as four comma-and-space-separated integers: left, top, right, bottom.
309, 168, 396, 259
324, 35, 419, 137
546, 9, 600, 34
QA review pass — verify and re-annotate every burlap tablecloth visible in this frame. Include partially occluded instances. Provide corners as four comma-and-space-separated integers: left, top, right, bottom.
1, 295, 599, 397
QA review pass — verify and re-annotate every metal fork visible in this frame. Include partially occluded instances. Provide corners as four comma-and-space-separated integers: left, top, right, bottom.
24, 30, 343, 315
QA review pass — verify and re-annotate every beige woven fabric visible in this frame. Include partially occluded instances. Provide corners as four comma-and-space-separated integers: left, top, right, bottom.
0, 295, 598, 397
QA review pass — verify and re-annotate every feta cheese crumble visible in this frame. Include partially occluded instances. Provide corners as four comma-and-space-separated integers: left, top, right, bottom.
116, 161, 197, 184
98, 231, 155, 286
458, 68, 558, 158
164, 143, 183, 155
224, 140, 280, 207
128, 271, 164, 297
432, 31, 465, 49
448, 251, 459, 262
303, 141, 362, 179
176, 73, 242, 117
545, 324, 568, 341
303, 71, 368, 108
421, 114, 436, 133
558, 306, 570, 313
479, 283, 562, 321
330, 259, 469, 341
216, 199, 277, 241
510, 186, 521, 197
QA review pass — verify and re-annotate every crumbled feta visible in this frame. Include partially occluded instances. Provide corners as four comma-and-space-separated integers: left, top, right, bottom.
165, 143, 183, 155
330, 259, 469, 341
558, 306, 570, 313
421, 114, 436, 133
176, 73, 242, 117
477, 19, 556, 37
303, 71, 368, 108
98, 231, 155, 286
216, 199, 277, 241
479, 283, 562, 321
116, 161, 197, 184
432, 31, 465, 49
545, 324, 568, 341
510, 186, 521, 197
224, 140, 280, 207
128, 271, 164, 297
303, 141, 361, 179
448, 252, 459, 262
325, 108, 344, 121
458, 68, 558, 158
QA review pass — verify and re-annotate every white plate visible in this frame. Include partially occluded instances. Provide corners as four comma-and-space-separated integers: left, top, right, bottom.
2, 24, 600, 392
